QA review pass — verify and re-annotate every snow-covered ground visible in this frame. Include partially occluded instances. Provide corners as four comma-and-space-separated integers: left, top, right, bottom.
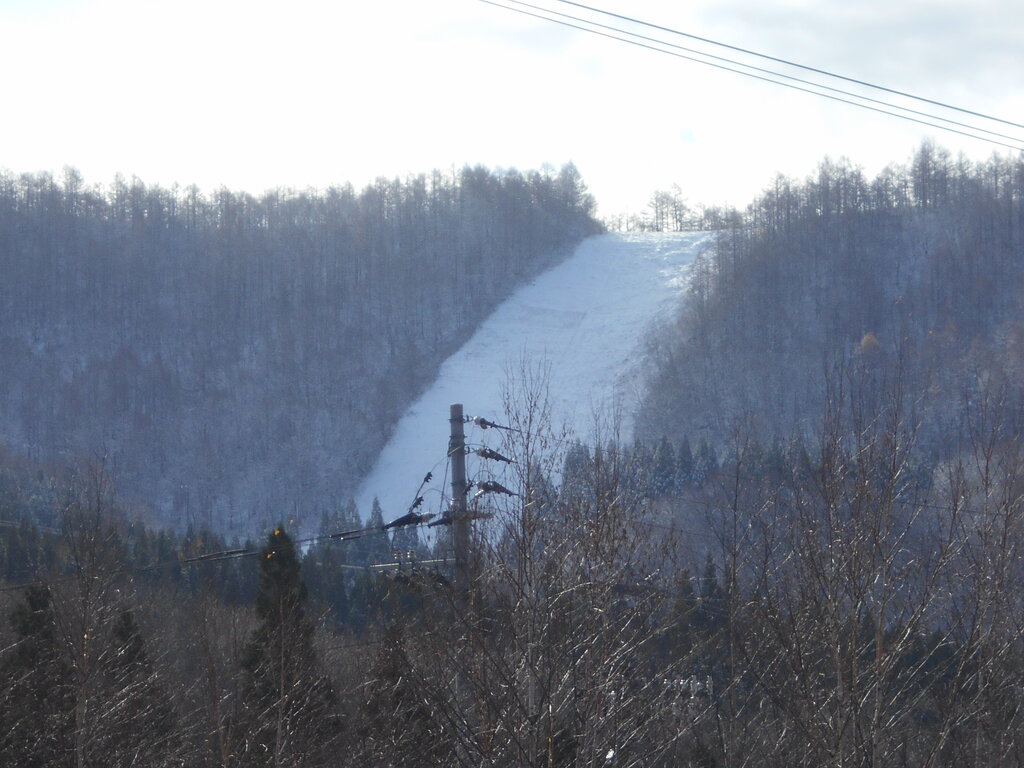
355, 231, 712, 520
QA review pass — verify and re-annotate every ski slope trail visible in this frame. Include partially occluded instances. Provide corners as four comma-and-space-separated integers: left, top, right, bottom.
355, 231, 712, 520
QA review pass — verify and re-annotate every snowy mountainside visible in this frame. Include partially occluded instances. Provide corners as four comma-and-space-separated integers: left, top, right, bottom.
356, 231, 712, 521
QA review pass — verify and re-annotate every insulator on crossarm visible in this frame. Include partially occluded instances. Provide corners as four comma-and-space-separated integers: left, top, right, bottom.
476, 480, 518, 497
474, 416, 513, 430
476, 447, 514, 464
426, 508, 491, 526
473, 416, 516, 431
383, 511, 426, 530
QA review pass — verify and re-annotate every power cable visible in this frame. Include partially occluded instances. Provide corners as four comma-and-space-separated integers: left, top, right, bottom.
548, 0, 1024, 131
0, 513, 445, 595
434, 447, 452, 518
6, 418, 1010, 594
499, 0, 1024, 147
481, 0, 1024, 151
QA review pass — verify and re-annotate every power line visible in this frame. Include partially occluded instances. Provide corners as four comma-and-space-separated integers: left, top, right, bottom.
481, 0, 1024, 151
499, 0, 1024, 147
0, 450, 460, 595
547, 0, 1024, 132
7, 403, 1014, 596
0, 515, 443, 595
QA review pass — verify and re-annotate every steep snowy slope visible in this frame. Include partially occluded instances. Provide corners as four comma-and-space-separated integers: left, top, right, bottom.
355, 231, 712, 520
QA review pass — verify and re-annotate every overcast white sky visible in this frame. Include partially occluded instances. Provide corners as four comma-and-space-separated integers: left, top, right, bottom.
2, 0, 1021, 215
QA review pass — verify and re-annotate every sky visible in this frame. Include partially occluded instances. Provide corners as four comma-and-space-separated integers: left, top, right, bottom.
1, 0, 1021, 216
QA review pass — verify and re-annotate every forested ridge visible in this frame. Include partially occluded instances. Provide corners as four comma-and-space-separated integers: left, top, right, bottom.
638, 142, 1024, 456
0, 163, 600, 534
4, 144, 1024, 766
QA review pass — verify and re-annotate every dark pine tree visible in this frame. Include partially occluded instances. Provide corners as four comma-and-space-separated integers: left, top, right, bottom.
304, 539, 351, 631
693, 440, 719, 488
669, 567, 698, 660
652, 436, 677, 496
675, 438, 695, 490
357, 623, 450, 767
95, 609, 178, 767
0, 585, 75, 765
238, 526, 339, 767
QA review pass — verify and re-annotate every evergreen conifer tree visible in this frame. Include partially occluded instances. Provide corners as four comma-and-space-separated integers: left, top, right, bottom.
693, 440, 718, 488
0, 585, 74, 765
363, 498, 390, 563
348, 568, 388, 632
238, 526, 339, 767
675, 438, 695, 489
95, 609, 178, 766
357, 623, 449, 767
389, 522, 424, 560
339, 498, 360, 532
670, 568, 698, 659
652, 436, 677, 496
304, 522, 351, 630
559, 441, 593, 505
628, 438, 653, 495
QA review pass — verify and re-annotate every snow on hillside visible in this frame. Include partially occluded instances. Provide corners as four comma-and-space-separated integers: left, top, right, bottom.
355, 231, 712, 521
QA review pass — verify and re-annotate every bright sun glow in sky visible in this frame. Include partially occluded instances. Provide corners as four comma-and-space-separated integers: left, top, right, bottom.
2, 0, 1022, 216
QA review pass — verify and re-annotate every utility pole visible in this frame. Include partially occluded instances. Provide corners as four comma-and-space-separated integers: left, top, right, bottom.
449, 403, 476, 761
449, 402, 470, 600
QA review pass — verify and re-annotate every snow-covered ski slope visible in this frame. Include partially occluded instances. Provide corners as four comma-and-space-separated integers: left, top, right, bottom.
355, 231, 712, 519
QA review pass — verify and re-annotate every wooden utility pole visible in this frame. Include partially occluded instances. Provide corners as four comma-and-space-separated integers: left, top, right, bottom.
449, 403, 470, 600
